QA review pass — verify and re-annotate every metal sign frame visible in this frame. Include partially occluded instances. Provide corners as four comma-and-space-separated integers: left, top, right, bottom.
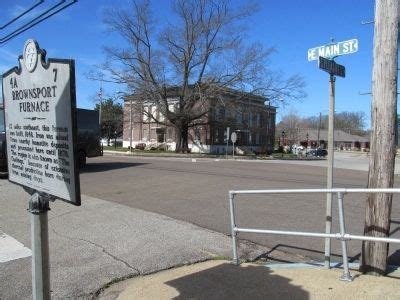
2, 40, 81, 206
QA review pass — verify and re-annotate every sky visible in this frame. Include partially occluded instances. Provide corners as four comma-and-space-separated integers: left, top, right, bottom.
0, 0, 380, 128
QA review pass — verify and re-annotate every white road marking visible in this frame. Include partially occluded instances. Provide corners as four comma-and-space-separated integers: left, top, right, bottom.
0, 232, 31, 263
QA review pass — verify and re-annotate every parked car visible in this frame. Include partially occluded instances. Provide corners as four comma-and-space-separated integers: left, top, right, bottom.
135, 143, 146, 150
308, 148, 328, 157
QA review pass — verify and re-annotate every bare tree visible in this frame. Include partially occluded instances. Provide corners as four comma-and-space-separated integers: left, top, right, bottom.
98, 0, 306, 152
302, 111, 367, 136
360, 0, 399, 275
279, 111, 367, 142
276, 111, 303, 146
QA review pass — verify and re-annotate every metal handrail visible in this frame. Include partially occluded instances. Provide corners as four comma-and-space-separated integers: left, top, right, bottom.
229, 188, 400, 282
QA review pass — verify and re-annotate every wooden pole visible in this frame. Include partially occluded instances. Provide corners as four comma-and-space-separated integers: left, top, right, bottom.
361, 0, 399, 275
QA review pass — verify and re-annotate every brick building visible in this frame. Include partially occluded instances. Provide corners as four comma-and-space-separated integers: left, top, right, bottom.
122, 88, 276, 154
279, 128, 370, 151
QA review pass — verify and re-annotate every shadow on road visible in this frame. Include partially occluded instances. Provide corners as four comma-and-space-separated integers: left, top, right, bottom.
80, 162, 149, 173
165, 262, 308, 299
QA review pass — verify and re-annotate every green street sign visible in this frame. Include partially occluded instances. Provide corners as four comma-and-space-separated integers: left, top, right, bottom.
318, 56, 345, 77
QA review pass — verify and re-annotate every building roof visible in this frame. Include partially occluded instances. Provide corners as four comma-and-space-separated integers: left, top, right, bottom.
124, 85, 273, 107
298, 129, 369, 142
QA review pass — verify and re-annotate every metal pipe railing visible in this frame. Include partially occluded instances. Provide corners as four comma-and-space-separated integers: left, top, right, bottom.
228, 188, 400, 282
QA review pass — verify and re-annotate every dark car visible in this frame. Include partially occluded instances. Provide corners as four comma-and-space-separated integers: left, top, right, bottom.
309, 148, 328, 157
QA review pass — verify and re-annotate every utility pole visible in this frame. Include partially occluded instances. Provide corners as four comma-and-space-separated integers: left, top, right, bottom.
361, 0, 399, 275
98, 87, 103, 126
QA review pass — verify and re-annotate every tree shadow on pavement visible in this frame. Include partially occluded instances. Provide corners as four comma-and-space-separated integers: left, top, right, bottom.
165, 262, 308, 300
79, 162, 149, 173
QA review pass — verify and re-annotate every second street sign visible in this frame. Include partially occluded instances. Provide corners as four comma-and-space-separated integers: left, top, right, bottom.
308, 39, 358, 61
318, 56, 345, 77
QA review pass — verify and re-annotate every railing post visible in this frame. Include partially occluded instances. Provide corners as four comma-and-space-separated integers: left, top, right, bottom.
229, 192, 239, 265
337, 192, 353, 282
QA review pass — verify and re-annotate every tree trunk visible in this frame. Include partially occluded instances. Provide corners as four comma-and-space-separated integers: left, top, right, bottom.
361, 0, 399, 275
175, 124, 189, 153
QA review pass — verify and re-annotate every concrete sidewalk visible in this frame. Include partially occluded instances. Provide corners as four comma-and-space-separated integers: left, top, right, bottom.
0, 180, 300, 299
99, 260, 400, 299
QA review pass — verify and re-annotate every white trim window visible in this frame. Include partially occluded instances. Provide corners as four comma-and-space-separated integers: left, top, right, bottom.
151, 106, 157, 121
143, 106, 149, 122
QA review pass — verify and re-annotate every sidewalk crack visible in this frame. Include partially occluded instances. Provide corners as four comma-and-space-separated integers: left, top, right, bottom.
51, 228, 141, 275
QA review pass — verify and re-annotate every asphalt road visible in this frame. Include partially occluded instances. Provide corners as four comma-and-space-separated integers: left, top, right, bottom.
2, 153, 400, 298
80, 154, 400, 264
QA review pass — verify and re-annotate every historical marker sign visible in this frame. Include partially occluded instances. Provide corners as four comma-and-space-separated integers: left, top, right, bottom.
2, 39, 80, 205
319, 56, 346, 77
308, 39, 358, 61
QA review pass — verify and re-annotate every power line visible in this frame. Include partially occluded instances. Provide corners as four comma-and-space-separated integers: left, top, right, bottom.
0, 0, 78, 45
0, 1, 44, 30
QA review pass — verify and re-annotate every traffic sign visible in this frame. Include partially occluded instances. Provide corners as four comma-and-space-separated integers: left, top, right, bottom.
308, 39, 358, 61
319, 56, 345, 77
231, 132, 237, 144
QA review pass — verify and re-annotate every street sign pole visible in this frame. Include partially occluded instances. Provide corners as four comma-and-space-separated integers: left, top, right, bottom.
226, 127, 230, 159
231, 132, 237, 159
29, 193, 51, 300
325, 74, 335, 269
309, 39, 353, 269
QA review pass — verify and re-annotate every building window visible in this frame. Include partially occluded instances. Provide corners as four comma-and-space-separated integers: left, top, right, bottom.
236, 111, 243, 125
194, 127, 201, 142
219, 107, 225, 120
223, 128, 229, 143
249, 112, 253, 127
143, 106, 149, 122
214, 128, 220, 143
167, 128, 174, 142
256, 114, 260, 126
143, 129, 148, 141
156, 128, 165, 143
151, 106, 157, 121
159, 110, 165, 122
